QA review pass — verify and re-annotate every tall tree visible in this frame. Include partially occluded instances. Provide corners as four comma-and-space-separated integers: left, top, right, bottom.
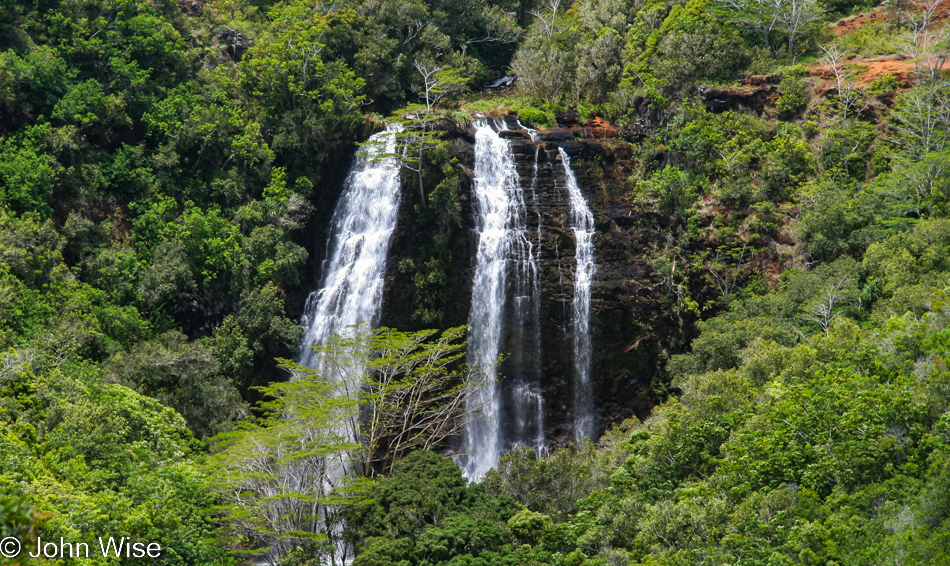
293, 325, 493, 477
718, 0, 822, 57
208, 326, 493, 564
393, 62, 470, 207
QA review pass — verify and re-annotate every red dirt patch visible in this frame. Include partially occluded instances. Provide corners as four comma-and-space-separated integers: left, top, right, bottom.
586, 116, 620, 138
832, 1, 950, 36
811, 55, 923, 86
810, 55, 943, 87
832, 7, 890, 36
852, 56, 925, 85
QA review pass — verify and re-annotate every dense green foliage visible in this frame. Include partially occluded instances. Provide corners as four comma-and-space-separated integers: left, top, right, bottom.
0, 0, 518, 560
346, 451, 521, 566
206, 326, 493, 562
0, 350, 229, 564
346, 1, 950, 565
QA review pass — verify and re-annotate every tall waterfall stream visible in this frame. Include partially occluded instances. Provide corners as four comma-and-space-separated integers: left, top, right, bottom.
559, 148, 596, 442
298, 125, 403, 371
459, 121, 596, 480
460, 120, 527, 481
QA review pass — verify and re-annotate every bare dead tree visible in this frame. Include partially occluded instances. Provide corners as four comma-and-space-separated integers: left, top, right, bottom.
900, 0, 950, 85
717, 0, 822, 57
717, 0, 783, 51
465, 5, 524, 45
819, 45, 872, 121
530, 0, 566, 37
802, 277, 855, 335
403, 18, 429, 45
878, 154, 950, 218
311, 325, 496, 477
888, 82, 950, 159
706, 243, 750, 307
776, 0, 824, 59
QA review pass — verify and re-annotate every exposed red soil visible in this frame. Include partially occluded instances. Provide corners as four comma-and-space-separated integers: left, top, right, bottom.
832, 7, 891, 36
810, 55, 928, 87
832, 0, 950, 36
584, 116, 620, 138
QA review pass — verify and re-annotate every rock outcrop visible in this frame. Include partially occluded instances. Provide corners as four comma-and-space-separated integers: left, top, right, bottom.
382, 113, 676, 448
697, 85, 778, 114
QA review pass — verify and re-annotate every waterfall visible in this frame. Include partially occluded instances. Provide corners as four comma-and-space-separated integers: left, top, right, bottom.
559, 147, 596, 441
504, 143, 545, 458
299, 124, 402, 370
528, 146, 545, 455
297, 123, 402, 457
461, 120, 543, 480
282, 124, 402, 565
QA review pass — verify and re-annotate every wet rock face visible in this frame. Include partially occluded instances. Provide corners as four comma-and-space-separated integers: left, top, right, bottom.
512, 142, 657, 446
539, 139, 660, 441
383, 116, 665, 448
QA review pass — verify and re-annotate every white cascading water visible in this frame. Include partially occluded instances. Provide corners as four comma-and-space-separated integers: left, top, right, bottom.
461, 119, 537, 481
299, 124, 403, 371
297, 123, 402, 475
284, 124, 402, 566
526, 146, 545, 455
505, 142, 545, 458
559, 147, 596, 441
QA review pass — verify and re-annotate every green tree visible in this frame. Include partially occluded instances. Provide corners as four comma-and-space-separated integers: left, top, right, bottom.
0, 496, 46, 566
0, 350, 229, 566
104, 331, 247, 439
393, 60, 471, 207
511, 28, 577, 102
207, 370, 363, 565
238, 0, 365, 171
718, 0, 823, 57
484, 441, 608, 519
889, 82, 950, 161
346, 450, 519, 565
209, 326, 494, 563
874, 152, 950, 221
292, 325, 493, 477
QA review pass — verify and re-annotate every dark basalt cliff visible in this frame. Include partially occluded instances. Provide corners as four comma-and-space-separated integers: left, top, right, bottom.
381, 113, 690, 448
